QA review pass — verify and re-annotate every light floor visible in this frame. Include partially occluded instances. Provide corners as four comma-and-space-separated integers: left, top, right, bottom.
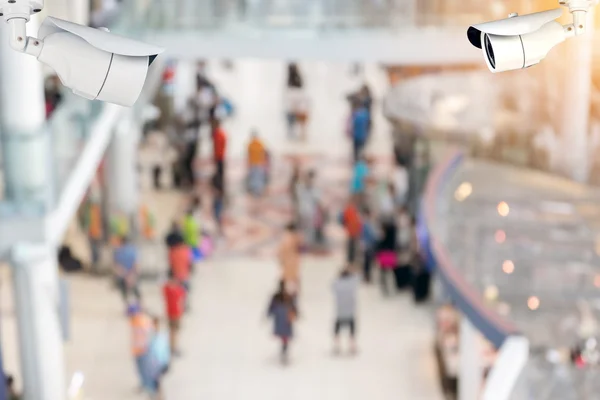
0, 60, 442, 400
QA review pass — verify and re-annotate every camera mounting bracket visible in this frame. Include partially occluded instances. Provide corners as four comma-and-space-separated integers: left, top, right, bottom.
0, 0, 44, 56
560, 0, 599, 35
0, 0, 44, 21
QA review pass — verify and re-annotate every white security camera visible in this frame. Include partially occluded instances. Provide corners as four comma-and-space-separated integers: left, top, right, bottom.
467, 0, 598, 73
0, 0, 164, 107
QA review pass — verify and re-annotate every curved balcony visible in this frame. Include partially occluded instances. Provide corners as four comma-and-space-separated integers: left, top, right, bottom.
386, 69, 600, 399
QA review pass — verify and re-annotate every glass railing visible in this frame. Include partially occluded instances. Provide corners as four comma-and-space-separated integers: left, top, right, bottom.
136, 0, 505, 31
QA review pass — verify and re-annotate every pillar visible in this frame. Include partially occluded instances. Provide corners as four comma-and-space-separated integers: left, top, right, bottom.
0, 16, 52, 210
459, 316, 482, 400
105, 115, 140, 237
11, 243, 66, 400
559, 9, 595, 182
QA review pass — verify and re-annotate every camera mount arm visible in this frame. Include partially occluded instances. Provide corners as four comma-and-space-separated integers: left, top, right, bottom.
0, 0, 44, 56
6, 17, 43, 56
561, 0, 599, 36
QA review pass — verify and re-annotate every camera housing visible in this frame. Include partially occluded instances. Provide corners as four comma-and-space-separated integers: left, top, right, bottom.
467, 1, 599, 73
467, 9, 566, 72
37, 17, 163, 107
1, 0, 164, 107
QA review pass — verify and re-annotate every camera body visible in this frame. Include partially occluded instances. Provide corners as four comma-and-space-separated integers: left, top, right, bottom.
467, 9, 566, 73
1, 0, 163, 107
37, 17, 163, 107
467, 1, 598, 73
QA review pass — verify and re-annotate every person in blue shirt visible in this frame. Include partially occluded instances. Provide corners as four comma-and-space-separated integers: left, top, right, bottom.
351, 100, 371, 162
149, 317, 170, 399
113, 236, 141, 306
351, 155, 370, 195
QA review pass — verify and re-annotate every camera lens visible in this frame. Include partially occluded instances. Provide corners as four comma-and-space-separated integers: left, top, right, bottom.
484, 34, 495, 69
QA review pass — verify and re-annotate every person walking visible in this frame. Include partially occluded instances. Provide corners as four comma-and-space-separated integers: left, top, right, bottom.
165, 221, 184, 248
267, 280, 298, 365
247, 131, 268, 196
361, 208, 378, 283
341, 196, 363, 266
285, 63, 309, 140
350, 99, 370, 162
212, 185, 225, 236
332, 265, 360, 355
296, 170, 320, 249
168, 233, 192, 309
376, 218, 398, 296
162, 271, 187, 356
128, 304, 155, 395
351, 154, 370, 206
182, 208, 201, 262
278, 222, 301, 296
211, 118, 227, 192
113, 236, 141, 307
149, 317, 170, 400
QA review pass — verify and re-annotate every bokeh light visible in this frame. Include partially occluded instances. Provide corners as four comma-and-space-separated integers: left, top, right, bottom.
502, 260, 514, 274
454, 182, 473, 202
528, 296, 540, 311
484, 285, 499, 301
495, 229, 506, 244
497, 201, 510, 217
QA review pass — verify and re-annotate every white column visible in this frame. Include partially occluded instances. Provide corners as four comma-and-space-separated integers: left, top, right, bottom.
106, 115, 140, 216
559, 9, 595, 182
67, 0, 91, 25
459, 316, 482, 400
0, 16, 51, 207
11, 243, 66, 400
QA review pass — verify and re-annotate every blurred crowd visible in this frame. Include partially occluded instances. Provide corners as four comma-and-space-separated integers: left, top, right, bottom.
48, 60, 434, 398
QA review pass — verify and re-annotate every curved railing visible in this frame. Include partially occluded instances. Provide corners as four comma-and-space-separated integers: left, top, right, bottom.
420, 149, 519, 347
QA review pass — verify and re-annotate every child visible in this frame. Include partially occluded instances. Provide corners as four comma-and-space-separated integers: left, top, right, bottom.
149, 317, 170, 400
162, 271, 186, 356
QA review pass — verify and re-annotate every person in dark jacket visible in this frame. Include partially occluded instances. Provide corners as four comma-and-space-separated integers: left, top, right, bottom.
267, 280, 298, 365
376, 219, 397, 296
165, 221, 185, 248
287, 63, 303, 89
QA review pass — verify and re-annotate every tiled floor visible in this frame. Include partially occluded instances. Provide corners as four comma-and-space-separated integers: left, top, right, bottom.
0, 60, 442, 400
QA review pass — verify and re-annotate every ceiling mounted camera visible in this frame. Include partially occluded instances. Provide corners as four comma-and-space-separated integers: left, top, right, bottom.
467, 0, 598, 73
0, 0, 164, 107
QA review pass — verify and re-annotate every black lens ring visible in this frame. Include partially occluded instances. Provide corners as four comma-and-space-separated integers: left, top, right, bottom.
484, 34, 496, 70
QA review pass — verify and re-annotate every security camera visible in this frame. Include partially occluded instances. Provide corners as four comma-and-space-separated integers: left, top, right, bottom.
0, 0, 164, 107
467, 0, 599, 73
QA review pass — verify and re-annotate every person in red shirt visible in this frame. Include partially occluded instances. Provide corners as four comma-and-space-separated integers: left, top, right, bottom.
212, 118, 227, 191
163, 271, 186, 355
341, 196, 363, 266
168, 241, 192, 311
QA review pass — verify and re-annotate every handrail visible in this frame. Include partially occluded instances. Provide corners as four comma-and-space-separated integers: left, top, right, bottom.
421, 149, 519, 348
